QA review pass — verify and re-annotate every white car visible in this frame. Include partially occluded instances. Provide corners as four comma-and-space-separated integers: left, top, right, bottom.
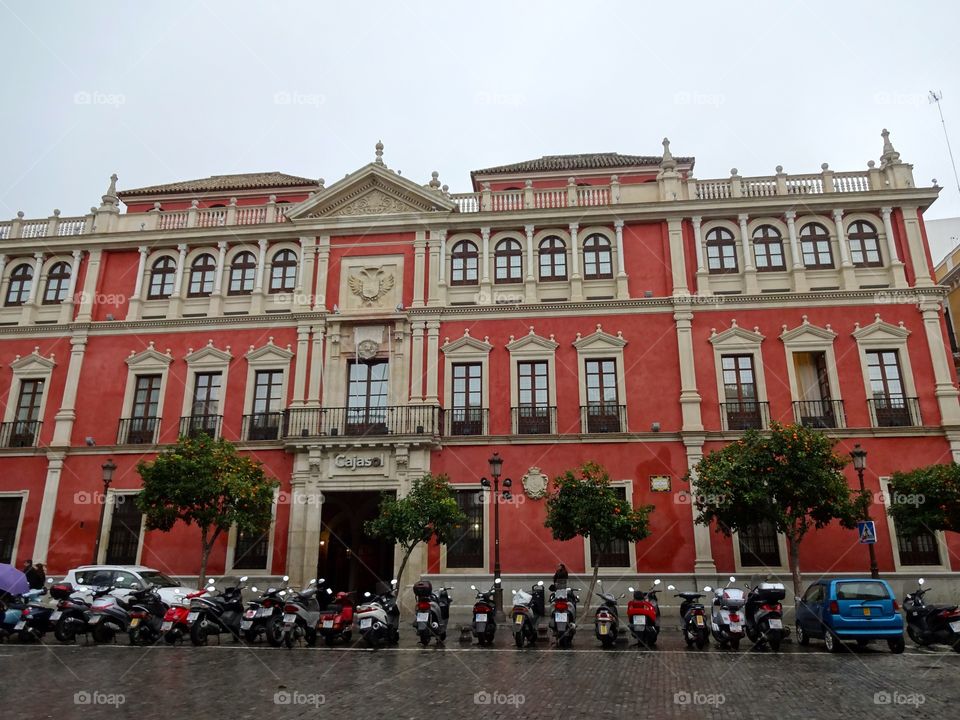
62, 565, 200, 606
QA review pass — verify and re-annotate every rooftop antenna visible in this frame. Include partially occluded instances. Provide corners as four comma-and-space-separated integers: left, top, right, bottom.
929, 90, 960, 194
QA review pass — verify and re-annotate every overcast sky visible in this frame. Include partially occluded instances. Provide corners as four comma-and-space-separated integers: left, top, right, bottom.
2, 1, 959, 258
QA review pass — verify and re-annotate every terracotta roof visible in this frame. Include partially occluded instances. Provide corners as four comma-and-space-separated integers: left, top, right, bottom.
118, 172, 319, 197
471, 152, 695, 176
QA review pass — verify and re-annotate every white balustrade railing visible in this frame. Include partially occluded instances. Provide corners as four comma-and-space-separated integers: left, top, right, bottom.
0, 223, 10, 240
20, 221, 47, 238
833, 172, 870, 193
577, 186, 609, 207
490, 191, 523, 212
196, 208, 226, 228
742, 179, 778, 197
785, 175, 824, 195
56, 217, 86, 235
236, 206, 266, 225
158, 211, 188, 230
452, 193, 480, 213
534, 188, 567, 209
696, 180, 732, 200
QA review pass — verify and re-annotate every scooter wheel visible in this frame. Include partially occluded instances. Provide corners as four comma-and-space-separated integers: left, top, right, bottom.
768, 632, 782, 652
54, 617, 77, 644
683, 630, 694, 648
18, 630, 35, 643
418, 630, 431, 646
324, 635, 335, 647
514, 632, 524, 648
906, 625, 927, 646
694, 632, 706, 650
729, 637, 740, 651
305, 628, 317, 647
190, 621, 209, 646
265, 616, 284, 647
92, 624, 114, 644
283, 632, 295, 649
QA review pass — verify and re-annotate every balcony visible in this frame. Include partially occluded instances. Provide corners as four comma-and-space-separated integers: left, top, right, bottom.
512, 406, 557, 435
443, 408, 488, 437
868, 396, 921, 428
792, 399, 845, 429
242, 412, 283, 441
284, 406, 440, 439
179, 414, 222, 439
0, 420, 41, 448
118, 416, 159, 445
580, 404, 627, 433
720, 400, 770, 431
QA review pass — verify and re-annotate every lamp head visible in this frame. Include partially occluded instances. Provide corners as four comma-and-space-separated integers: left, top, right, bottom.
851, 443, 867, 471
488, 452, 503, 477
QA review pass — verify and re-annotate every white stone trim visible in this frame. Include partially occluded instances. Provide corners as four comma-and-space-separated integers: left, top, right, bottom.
243, 339, 294, 415
3, 349, 56, 426
96, 489, 146, 565
878, 476, 950, 572
581, 479, 636, 571
441, 332, 493, 417
225, 487, 279, 574
709, 322, 768, 428
779, 317, 843, 426
852, 316, 919, 426
439, 483, 489, 574
0, 490, 28, 564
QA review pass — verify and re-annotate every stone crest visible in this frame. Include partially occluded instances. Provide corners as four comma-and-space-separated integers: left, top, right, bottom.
356, 339, 379, 359
330, 189, 410, 216
521, 467, 549, 500
348, 268, 395, 307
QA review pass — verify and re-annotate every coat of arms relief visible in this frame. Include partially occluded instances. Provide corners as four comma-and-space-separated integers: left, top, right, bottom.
348, 267, 396, 307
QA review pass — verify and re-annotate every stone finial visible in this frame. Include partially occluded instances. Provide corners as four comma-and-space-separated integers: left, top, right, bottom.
801, 314, 809, 324
463, 328, 471, 337
821, 163, 830, 171
775, 165, 784, 174
483, 336, 490, 344
730, 319, 739, 328
481, 181, 491, 191
16, 210, 24, 218
191, 199, 199, 208
660, 137, 677, 170
528, 326, 535, 335
152, 202, 161, 211
53, 209, 61, 217
867, 160, 876, 168
429, 171, 441, 189
508, 334, 515, 343
880, 128, 901, 167
317, 178, 325, 189
375, 140, 384, 165
107, 173, 118, 196
99, 173, 120, 211
933, 178, 940, 187
730, 168, 739, 177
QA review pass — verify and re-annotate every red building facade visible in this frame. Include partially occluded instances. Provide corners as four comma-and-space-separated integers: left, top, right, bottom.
0, 133, 957, 594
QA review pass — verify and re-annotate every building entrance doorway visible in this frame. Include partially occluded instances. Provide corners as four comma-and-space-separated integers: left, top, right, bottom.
317, 491, 394, 595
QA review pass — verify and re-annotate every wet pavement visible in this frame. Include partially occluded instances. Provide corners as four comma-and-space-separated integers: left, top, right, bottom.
2, 628, 958, 719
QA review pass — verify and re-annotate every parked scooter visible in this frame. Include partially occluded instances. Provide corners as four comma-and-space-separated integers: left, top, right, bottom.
626, 579, 663, 647
548, 585, 580, 649
510, 581, 545, 648
16, 585, 55, 642
744, 581, 786, 651
189, 577, 247, 645
356, 580, 400, 648
241, 576, 290, 645
903, 578, 960, 651
280, 578, 323, 648
127, 585, 170, 646
317, 589, 356, 646
1, 588, 45, 641
49, 582, 94, 644
470, 579, 501, 646
670, 584, 711, 650
413, 579, 452, 646
161, 588, 210, 644
594, 582, 625, 648
710, 576, 746, 650
86, 586, 130, 643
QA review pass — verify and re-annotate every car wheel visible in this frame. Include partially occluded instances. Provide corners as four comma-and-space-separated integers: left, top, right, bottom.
824, 630, 842, 653
887, 637, 905, 654
795, 624, 809, 646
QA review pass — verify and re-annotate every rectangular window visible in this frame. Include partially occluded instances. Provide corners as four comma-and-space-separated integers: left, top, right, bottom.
247, 370, 283, 440
866, 350, 911, 426
346, 361, 389, 435
0, 496, 23, 563
721, 354, 763, 430
233, 527, 270, 569
738, 520, 782, 567
446, 490, 484, 568
450, 363, 483, 435
9, 379, 44, 447
792, 351, 837, 428
517, 360, 551, 433
191, 372, 222, 416
897, 529, 941, 566
584, 358, 620, 432
590, 486, 629, 567
104, 496, 142, 565
127, 374, 161, 443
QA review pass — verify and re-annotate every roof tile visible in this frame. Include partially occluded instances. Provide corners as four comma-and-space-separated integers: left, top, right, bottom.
471, 152, 694, 176
118, 172, 319, 197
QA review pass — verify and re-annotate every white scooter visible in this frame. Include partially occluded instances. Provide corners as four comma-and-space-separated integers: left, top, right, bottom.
356, 579, 400, 648
710, 575, 746, 650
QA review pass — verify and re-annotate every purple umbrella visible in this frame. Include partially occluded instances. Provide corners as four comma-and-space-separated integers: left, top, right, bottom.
0, 563, 29, 596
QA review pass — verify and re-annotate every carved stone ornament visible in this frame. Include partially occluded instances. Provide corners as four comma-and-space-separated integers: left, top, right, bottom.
348, 267, 396, 307
356, 339, 379, 359
522, 467, 549, 500
330, 189, 410, 216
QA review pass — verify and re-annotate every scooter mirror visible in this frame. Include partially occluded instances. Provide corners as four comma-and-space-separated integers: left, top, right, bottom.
703, 586, 713, 592
251, 587, 258, 592
470, 585, 477, 590
494, 578, 502, 585
628, 587, 635, 593
309, 579, 316, 585
240, 576, 249, 583
318, 578, 326, 584
282, 575, 290, 582
729, 576, 736, 583
364, 592, 371, 597
208, 578, 216, 583
511, 589, 517, 595
667, 584, 676, 590
537, 581, 544, 587
390, 579, 397, 586
918, 578, 925, 585
654, 579, 661, 586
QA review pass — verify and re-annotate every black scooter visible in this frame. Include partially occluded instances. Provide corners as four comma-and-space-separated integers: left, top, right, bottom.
510, 581, 545, 648
189, 577, 247, 645
49, 582, 93, 644
241, 576, 289, 645
670, 584, 710, 650
470, 579, 501, 647
593, 582, 624, 648
904, 578, 960, 651
548, 585, 580, 649
413, 579, 452, 646
744, 582, 786, 651
127, 585, 169, 646
16, 587, 55, 643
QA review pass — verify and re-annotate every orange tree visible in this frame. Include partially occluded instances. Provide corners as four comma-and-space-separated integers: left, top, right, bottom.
888, 462, 960, 535
691, 423, 869, 600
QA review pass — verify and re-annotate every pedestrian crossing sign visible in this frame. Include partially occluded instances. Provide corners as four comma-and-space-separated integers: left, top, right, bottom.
857, 520, 877, 544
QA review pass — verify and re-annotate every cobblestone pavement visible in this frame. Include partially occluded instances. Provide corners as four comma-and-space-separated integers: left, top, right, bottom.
2, 629, 958, 719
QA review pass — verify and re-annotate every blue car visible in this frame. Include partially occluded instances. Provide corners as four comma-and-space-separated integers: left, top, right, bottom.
795, 578, 905, 653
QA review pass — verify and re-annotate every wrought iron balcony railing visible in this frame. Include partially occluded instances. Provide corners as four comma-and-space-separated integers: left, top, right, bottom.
868, 396, 921, 428
118, 416, 160, 445
580, 404, 627, 433
284, 406, 440, 438
720, 400, 770, 431
242, 412, 284, 441
792, 399, 845, 429
0, 420, 41, 448
512, 406, 557, 435
179, 414, 222, 439
442, 408, 488, 437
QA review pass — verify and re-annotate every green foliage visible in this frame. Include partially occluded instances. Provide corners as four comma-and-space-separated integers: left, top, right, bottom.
364, 474, 466, 552
544, 462, 654, 561
888, 463, 960, 535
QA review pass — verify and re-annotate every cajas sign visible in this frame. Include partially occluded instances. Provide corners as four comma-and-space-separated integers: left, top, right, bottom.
334, 454, 385, 470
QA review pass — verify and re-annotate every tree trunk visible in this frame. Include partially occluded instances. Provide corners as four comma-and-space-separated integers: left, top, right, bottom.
786, 534, 803, 609
199, 533, 211, 588
395, 545, 415, 616
579, 564, 600, 624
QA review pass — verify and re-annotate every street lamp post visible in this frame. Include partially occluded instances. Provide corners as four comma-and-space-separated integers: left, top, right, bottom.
92, 459, 117, 564
481, 452, 511, 621
851, 444, 879, 579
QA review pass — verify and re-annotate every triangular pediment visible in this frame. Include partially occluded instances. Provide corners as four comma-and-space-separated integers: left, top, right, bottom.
507, 329, 559, 353
852, 315, 910, 341
126, 342, 172, 369
185, 341, 233, 365
246, 338, 294, 364
285, 163, 457, 220
709, 321, 764, 347
573, 326, 627, 351
780, 317, 837, 344
441, 332, 493, 355
10, 348, 56, 372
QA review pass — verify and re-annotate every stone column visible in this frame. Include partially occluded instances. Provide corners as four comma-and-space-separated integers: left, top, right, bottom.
428, 230, 443, 306
898, 206, 934, 287
480, 226, 492, 302
75, 249, 102, 322
675, 305, 703, 431
52, 332, 88, 446
667, 217, 688, 296
251, 238, 268, 314
294, 236, 316, 311
784, 211, 808, 293
739, 214, 759, 294
31, 451, 66, 565
412, 231, 427, 308
20, 252, 44, 325
879, 207, 907, 288
692, 216, 711, 296
424, 320, 440, 403
524, 224, 537, 302
410, 321, 425, 402
168, 243, 187, 318
307, 328, 324, 405
569, 223, 583, 301
833, 209, 857, 289
285, 452, 324, 587
685, 439, 718, 578
313, 237, 330, 311
210, 241, 227, 316
127, 246, 148, 320
613, 220, 629, 299
292, 325, 311, 406
59, 249, 83, 324
919, 299, 960, 425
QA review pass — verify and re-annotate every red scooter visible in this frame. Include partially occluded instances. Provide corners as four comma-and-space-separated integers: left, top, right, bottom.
317, 590, 354, 646
161, 588, 210, 644
626, 579, 663, 647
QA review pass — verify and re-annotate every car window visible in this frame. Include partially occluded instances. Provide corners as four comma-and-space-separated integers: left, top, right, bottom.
836, 581, 889, 601
802, 584, 822, 603
76, 569, 113, 587
138, 571, 178, 587
113, 571, 139, 589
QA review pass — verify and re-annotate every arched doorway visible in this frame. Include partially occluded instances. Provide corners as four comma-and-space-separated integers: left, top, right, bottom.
316, 491, 394, 595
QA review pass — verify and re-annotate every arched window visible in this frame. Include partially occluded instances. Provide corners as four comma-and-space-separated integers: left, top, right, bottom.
269, 249, 297, 293
799, 222, 833, 269
147, 256, 176, 299
752, 225, 785, 271
5, 263, 33, 306
705, 228, 737, 274
848, 220, 883, 267
538, 236, 567, 280
43, 261, 72, 304
188, 253, 216, 298
583, 234, 613, 279
494, 238, 523, 283
229, 251, 257, 295
450, 240, 479, 286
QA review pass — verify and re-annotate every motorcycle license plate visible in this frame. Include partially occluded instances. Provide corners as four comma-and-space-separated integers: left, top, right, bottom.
515, 615, 524, 625
695, 616, 704, 626
50, 611, 62, 622
88, 615, 101, 624
322, 620, 334, 629
768, 618, 783, 630
950, 621, 960, 633
14, 620, 25, 630
632, 615, 646, 627
129, 618, 140, 628
161, 622, 173, 632
599, 624, 608, 635
475, 613, 487, 623
360, 618, 372, 629
416, 612, 429, 623
240, 621, 252, 630
283, 614, 297, 623
257, 608, 272, 618
554, 612, 565, 623
729, 623, 741, 633
187, 612, 199, 623
244, 610, 256, 619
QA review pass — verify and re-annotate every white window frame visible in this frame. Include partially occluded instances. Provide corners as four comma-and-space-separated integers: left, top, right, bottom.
582, 479, 636, 572
731, 523, 789, 574
779, 318, 844, 427
243, 340, 294, 416
3, 350, 56, 427
180, 343, 233, 434
507, 330, 559, 433
709, 322, 768, 430
852, 317, 919, 427
224, 487, 279, 574
440, 484, 489, 574
878, 476, 950, 572
96, 489, 146, 565
441, 333, 493, 432
120, 344, 173, 443
573, 326, 628, 427
0, 490, 28, 564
